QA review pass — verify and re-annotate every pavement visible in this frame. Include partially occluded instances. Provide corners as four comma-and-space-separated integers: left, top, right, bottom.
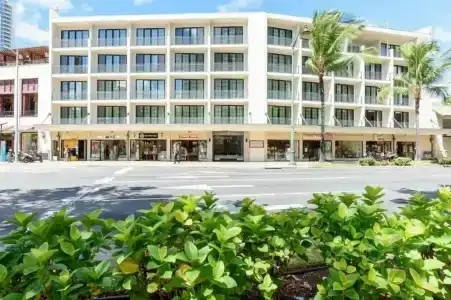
0, 162, 450, 233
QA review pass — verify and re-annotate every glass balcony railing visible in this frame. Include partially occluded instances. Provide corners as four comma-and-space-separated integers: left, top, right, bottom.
0, 111, 14, 117
303, 92, 321, 101
58, 92, 88, 101
135, 117, 166, 124
335, 119, 354, 127
59, 118, 87, 125
335, 94, 356, 103
212, 35, 244, 45
213, 62, 245, 72
54, 65, 88, 74
173, 36, 205, 45
96, 91, 127, 100
173, 90, 205, 99
172, 63, 205, 72
268, 63, 292, 73
134, 63, 165, 73
394, 96, 409, 106
303, 118, 320, 125
21, 110, 38, 117
269, 117, 291, 125
97, 117, 127, 124
365, 71, 382, 80
173, 117, 205, 124
267, 36, 292, 47
267, 90, 291, 100
365, 120, 383, 127
347, 45, 361, 53
133, 91, 165, 100
96, 38, 127, 47
135, 37, 166, 46
96, 64, 127, 73
59, 39, 88, 48
365, 96, 380, 105
213, 90, 245, 99
213, 117, 245, 124
394, 121, 410, 128
334, 69, 354, 78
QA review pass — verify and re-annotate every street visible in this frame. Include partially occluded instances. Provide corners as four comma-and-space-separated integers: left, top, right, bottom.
0, 162, 450, 232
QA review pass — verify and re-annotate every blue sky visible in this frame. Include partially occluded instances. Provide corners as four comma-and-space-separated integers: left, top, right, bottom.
10, 0, 451, 50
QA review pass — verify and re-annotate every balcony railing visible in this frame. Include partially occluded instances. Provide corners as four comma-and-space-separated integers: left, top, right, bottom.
173, 117, 205, 124
302, 66, 315, 75
394, 121, 410, 128
269, 117, 291, 125
335, 119, 354, 127
59, 39, 89, 48
213, 117, 245, 124
135, 37, 166, 46
172, 63, 205, 72
58, 92, 88, 101
96, 64, 127, 73
173, 90, 205, 99
54, 65, 88, 74
268, 63, 292, 73
133, 91, 165, 100
303, 118, 320, 125
213, 90, 245, 99
173, 36, 205, 45
0, 111, 14, 117
301, 39, 310, 49
21, 110, 37, 117
303, 92, 320, 101
365, 71, 382, 80
96, 91, 127, 100
335, 94, 356, 103
267, 90, 291, 100
134, 63, 165, 73
135, 117, 166, 124
59, 118, 87, 125
347, 44, 361, 53
97, 117, 127, 124
365, 120, 383, 127
95, 38, 127, 47
334, 69, 354, 78
212, 35, 244, 45
394, 96, 409, 106
365, 96, 381, 105
213, 62, 245, 72
267, 36, 292, 47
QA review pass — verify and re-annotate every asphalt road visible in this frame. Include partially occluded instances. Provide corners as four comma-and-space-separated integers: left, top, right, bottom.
0, 163, 450, 233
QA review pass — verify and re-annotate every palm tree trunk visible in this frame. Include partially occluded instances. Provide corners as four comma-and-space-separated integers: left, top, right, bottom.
319, 74, 326, 162
415, 97, 420, 161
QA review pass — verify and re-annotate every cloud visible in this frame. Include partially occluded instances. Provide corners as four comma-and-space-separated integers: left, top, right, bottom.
217, 0, 263, 12
81, 3, 93, 12
434, 28, 451, 43
12, 0, 50, 45
134, 0, 153, 5
16, 22, 49, 43
21, 0, 73, 10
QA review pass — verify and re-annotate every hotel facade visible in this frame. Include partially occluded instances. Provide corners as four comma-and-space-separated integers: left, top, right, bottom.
33, 11, 451, 162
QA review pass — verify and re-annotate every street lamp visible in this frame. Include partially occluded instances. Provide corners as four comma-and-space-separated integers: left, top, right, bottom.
5, 47, 20, 162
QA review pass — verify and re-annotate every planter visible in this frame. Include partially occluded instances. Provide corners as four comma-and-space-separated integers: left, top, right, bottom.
276, 265, 328, 300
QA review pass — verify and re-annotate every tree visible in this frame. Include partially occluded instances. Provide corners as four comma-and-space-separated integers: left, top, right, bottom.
379, 41, 451, 160
305, 11, 364, 162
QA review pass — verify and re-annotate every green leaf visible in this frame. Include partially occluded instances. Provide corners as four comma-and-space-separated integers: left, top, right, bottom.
218, 275, 238, 289
338, 203, 348, 219
388, 269, 406, 284
345, 288, 359, 300
225, 227, 242, 241
2, 293, 22, 300
0, 264, 7, 283
203, 288, 213, 296
81, 231, 93, 240
119, 258, 139, 274
422, 259, 446, 270
60, 242, 75, 256
59, 269, 71, 284
147, 282, 159, 293
333, 258, 347, 271
122, 278, 132, 290
95, 261, 111, 278
346, 266, 356, 273
409, 268, 423, 286
70, 226, 81, 241
405, 219, 425, 238
257, 244, 269, 252
333, 282, 344, 291
174, 210, 188, 223
213, 261, 225, 279
185, 269, 200, 285
161, 202, 174, 213
368, 268, 377, 282
160, 270, 172, 279
408, 268, 439, 293
389, 283, 401, 293
184, 241, 198, 261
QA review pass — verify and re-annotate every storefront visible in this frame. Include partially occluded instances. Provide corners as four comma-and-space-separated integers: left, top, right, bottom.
267, 140, 291, 161
335, 141, 363, 159
21, 132, 38, 153
396, 142, 415, 159
366, 136, 392, 157
91, 135, 127, 161
171, 133, 208, 161
302, 134, 333, 161
213, 131, 244, 161
130, 132, 167, 161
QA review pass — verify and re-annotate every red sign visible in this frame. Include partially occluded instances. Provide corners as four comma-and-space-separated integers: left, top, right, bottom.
303, 134, 332, 141
179, 134, 198, 139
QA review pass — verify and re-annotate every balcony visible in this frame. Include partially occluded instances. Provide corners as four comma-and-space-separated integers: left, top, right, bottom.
303, 118, 320, 125
365, 71, 382, 80
172, 63, 205, 72
95, 38, 127, 47
394, 95, 409, 106
365, 120, 383, 127
136, 117, 166, 124
267, 36, 292, 47
335, 119, 354, 127
58, 92, 88, 101
394, 121, 410, 128
133, 91, 165, 100
365, 96, 381, 105
268, 63, 292, 73
54, 65, 88, 74
267, 90, 291, 100
302, 66, 315, 75
59, 118, 87, 125
0, 111, 14, 117
213, 90, 245, 99
213, 62, 245, 72
335, 94, 356, 103
303, 92, 320, 102
213, 117, 245, 124
301, 39, 310, 49
97, 117, 127, 124
135, 37, 166, 46
173, 36, 205, 45
21, 110, 37, 117
334, 69, 354, 78
173, 117, 205, 124
347, 44, 361, 53
173, 90, 205, 99
95, 64, 127, 73
96, 91, 127, 100
212, 35, 244, 45
269, 117, 291, 125
59, 39, 88, 48
134, 63, 165, 73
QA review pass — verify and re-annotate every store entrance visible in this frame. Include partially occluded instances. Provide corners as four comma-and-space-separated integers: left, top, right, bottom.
303, 140, 321, 161
91, 140, 127, 161
130, 140, 167, 161
61, 139, 87, 161
397, 142, 415, 159
213, 134, 244, 161
172, 140, 207, 161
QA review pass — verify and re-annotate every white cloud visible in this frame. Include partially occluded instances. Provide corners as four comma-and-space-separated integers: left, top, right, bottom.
16, 22, 49, 43
217, 0, 263, 12
134, 0, 153, 5
11, 0, 49, 45
81, 3, 93, 12
21, 0, 73, 10
434, 28, 451, 43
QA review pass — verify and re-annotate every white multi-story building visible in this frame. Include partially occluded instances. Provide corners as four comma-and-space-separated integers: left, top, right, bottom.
38, 10, 449, 162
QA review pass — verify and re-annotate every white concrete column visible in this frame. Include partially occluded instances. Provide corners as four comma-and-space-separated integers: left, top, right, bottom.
126, 25, 132, 124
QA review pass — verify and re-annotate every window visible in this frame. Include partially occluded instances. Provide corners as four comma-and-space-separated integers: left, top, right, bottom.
335, 84, 354, 103
213, 26, 244, 44
98, 29, 127, 46
174, 53, 204, 71
268, 105, 291, 125
335, 109, 354, 127
268, 27, 293, 46
174, 79, 204, 99
268, 53, 292, 73
135, 80, 165, 99
365, 110, 383, 127
97, 54, 127, 72
174, 105, 204, 123
394, 65, 408, 75
136, 28, 165, 45
214, 53, 244, 71
97, 106, 127, 124
268, 79, 291, 99
214, 105, 244, 124
59, 56, 88, 73
174, 27, 204, 45
60, 30, 88, 47
365, 64, 382, 80
365, 86, 380, 104
214, 79, 244, 99
303, 82, 320, 101
136, 105, 165, 124
303, 107, 320, 125
60, 81, 87, 100
136, 54, 165, 72
381, 43, 401, 57
97, 80, 127, 100
60, 107, 87, 124
0, 80, 13, 93
394, 111, 409, 128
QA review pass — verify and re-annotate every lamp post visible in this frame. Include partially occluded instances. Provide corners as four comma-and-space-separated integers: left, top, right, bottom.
5, 48, 20, 162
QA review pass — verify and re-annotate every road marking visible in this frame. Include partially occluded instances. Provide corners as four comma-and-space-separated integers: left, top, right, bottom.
159, 175, 230, 179
94, 177, 114, 185
197, 171, 237, 174
209, 184, 254, 188
114, 167, 133, 175
162, 184, 211, 190
265, 204, 305, 211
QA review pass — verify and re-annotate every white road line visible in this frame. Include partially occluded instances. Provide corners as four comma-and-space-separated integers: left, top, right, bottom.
114, 167, 133, 175
158, 175, 230, 179
265, 204, 305, 211
93, 177, 114, 185
209, 184, 254, 188
197, 171, 237, 174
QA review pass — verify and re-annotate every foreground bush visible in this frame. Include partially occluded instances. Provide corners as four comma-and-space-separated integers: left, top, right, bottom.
359, 157, 376, 166
393, 157, 412, 166
439, 157, 451, 165
0, 187, 451, 299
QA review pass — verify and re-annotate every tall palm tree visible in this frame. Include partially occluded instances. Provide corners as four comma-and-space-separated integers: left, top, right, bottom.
305, 10, 364, 162
379, 41, 451, 160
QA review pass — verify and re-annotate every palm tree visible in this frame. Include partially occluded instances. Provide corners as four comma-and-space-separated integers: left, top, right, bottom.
378, 41, 451, 160
305, 10, 364, 162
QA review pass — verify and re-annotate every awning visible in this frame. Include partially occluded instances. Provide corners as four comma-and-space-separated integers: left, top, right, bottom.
433, 105, 451, 116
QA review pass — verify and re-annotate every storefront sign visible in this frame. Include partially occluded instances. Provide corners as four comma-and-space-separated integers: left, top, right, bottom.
139, 133, 159, 139
97, 135, 121, 139
249, 140, 264, 148
179, 134, 198, 139
373, 134, 384, 141
303, 134, 332, 141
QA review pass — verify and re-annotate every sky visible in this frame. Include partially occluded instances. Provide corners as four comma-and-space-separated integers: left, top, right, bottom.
8, 0, 451, 51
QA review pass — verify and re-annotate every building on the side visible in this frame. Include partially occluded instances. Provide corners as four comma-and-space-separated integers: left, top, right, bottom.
0, 46, 51, 157
0, 0, 12, 50
36, 10, 450, 162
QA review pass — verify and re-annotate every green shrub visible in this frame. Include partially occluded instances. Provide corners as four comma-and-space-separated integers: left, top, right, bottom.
377, 160, 391, 166
439, 157, 451, 165
359, 157, 376, 166
393, 157, 412, 166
